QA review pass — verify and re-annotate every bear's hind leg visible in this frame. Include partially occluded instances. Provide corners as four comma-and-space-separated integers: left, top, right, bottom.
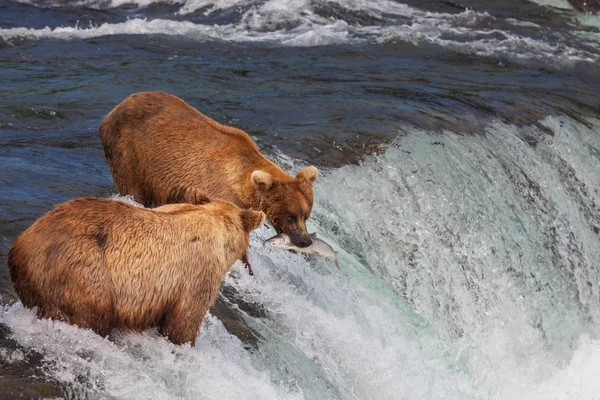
159, 302, 207, 346
33, 300, 113, 338
49, 299, 114, 337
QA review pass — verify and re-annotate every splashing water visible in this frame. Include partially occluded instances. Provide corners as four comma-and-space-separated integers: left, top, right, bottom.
4, 0, 599, 63
311, 115, 600, 397
1, 115, 599, 399
530, 0, 574, 9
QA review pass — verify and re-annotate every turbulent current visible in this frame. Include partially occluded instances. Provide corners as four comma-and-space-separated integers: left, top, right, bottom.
0, 0, 599, 399
3, 0, 600, 63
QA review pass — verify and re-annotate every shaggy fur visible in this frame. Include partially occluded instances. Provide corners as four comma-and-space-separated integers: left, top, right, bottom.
8, 197, 265, 345
99, 91, 318, 249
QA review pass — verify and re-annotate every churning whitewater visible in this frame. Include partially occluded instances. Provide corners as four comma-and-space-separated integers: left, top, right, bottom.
1, 116, 599, 399
3, 0, 600, 63
1, 0, 600, 398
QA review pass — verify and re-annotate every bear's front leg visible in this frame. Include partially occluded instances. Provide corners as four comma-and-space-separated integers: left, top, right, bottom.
164, 186, 211, 206
241, 251, 254, 276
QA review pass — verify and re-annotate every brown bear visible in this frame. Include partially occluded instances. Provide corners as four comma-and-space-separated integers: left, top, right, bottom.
8, 197, 265, 345
99, 91, 318, 273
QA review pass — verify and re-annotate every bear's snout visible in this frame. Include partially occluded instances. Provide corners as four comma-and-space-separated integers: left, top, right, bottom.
291, 233, 313, 248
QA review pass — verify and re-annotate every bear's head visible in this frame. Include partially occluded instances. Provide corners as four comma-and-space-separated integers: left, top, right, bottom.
240, 208, 267, 234
211, 200, 266, 231
251, 166, 318, 248
203, 199, 266, 260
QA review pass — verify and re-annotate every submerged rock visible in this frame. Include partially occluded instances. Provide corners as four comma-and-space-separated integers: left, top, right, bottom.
568, 0, 600, 13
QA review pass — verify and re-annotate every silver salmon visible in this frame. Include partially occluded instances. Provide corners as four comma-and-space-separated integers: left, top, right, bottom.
265, 232, 339, 268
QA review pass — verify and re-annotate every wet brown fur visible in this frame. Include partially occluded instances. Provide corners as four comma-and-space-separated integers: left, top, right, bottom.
8, 197, 265, 345
99, 91, 318, 248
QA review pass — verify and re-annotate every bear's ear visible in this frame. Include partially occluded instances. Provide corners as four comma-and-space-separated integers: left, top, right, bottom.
251, 170, 273, 191
296, 166, 318, 184
241, 209, 266, 232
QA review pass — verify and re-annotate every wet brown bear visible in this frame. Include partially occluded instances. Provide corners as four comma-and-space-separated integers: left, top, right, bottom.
99, 91, 319, 271
8, 197, 265, 345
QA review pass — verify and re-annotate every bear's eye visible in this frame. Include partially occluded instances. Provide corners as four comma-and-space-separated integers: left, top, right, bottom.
286, 215, 296, 223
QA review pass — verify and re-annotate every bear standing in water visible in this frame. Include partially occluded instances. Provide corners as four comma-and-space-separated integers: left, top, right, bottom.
99, 91, 318, 273
8, 197, 265, 345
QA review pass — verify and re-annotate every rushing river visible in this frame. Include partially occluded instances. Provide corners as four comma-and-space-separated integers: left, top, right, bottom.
1, 0, 599, 398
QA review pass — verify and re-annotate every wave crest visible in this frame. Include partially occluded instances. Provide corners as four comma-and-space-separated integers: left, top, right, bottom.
4, 0, 597, 63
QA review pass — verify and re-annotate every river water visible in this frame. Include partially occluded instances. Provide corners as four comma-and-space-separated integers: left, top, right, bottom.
0, 0, 599, 398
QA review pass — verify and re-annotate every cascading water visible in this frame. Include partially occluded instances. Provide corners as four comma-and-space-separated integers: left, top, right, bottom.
1, 115, 598, 399
2, 0, 600, 398
310, 115, 600, 398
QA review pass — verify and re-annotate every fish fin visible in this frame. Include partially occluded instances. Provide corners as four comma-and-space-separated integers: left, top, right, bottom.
264, 234, 281, 246
328, 252, 340, 269
309, 232, 318, 238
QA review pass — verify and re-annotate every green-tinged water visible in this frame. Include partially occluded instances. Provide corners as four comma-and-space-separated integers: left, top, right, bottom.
1, 0, 599, 398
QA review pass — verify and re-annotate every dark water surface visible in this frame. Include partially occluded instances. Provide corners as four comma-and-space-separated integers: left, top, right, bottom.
1, 0, 600, 398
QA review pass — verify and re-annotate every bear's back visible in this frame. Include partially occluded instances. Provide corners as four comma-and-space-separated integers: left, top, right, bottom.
99, 91, 285, 207
9, 198, 249, 283
8, 196, 264, 344
100, 91, 260, 151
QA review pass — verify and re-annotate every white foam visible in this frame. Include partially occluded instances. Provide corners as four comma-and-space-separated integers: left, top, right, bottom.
506, 18, 541, 28
310, 115, 600, 397
108, 193, 144, 207
531, 335, 600, 399
0, 243, 481, 399
2, 116, 599, 399
0, 19, 215, 42
0, 301, 302, 400
528, 0, 574, 10
4, 0, 597, 63
14, 0, 185, 9
372, 10, 596, 62
177, 0, 248, 15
